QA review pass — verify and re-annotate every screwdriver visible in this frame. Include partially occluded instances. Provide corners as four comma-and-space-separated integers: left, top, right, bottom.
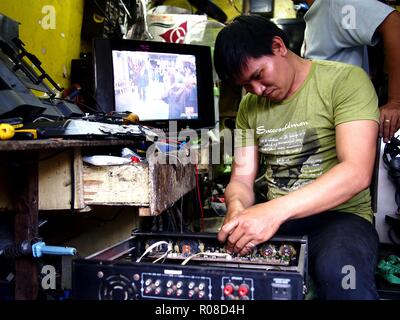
12, 131, 35, 140
0, 124, 37, 140
14, 129, 38, 140
0, 123, 15, 140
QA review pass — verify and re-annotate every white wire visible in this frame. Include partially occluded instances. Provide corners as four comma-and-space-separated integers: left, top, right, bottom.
32, 117, 56, 123
136, 240, 169, 263
152, 250, 172, 263
165, 153, 183, 165
181, 252, 202, 265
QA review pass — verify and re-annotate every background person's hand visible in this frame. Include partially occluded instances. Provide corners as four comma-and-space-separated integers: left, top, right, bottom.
379, 101, 400, 142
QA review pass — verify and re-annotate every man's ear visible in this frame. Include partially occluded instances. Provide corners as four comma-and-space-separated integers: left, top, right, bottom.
272, 36, 288, 56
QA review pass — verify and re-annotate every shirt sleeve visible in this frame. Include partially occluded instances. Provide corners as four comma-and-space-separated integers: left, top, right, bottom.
234, 95, 258, 148
333, 65, 379, 126
331, 0, 394, 46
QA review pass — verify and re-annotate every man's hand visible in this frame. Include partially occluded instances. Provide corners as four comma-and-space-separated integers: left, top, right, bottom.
217, 202, 284, 256
222, 199, 245, 226
378, 10, 400, 143
379, 100, 400, 142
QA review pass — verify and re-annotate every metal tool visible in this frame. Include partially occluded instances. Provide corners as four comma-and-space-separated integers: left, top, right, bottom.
0, 123, 15, 140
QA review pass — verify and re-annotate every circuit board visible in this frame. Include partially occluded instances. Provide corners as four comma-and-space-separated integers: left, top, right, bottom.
132, 234, 300, 268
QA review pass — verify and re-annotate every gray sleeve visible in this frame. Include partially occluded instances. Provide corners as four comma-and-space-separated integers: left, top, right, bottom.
331, 0, 394, 46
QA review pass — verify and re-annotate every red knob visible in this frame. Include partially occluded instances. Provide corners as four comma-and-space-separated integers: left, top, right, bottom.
238, 284, 249, 297
223, 283, 234, 296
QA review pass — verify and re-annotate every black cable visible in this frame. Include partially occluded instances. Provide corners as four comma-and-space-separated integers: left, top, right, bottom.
180, 196, 183, 233
165, 209, 172, 232
51, 97, 102, 115
191, 186, 201, 232
175, 200, 192, 233
80, 89, 107, 113
150, 216, 159, 232
187, 0, 227, 23
173, 206, 181, 233
157, 215, 163, 232
168, 208, 178, 233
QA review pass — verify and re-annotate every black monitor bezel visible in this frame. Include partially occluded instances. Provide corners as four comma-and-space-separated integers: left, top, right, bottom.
93, 38, 215, 131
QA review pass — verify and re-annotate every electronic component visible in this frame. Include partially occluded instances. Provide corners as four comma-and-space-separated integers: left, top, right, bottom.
174, 239, 204, 256
279, 244, 297, 261
73, 232, 308, 300
260, 243, 277, 257
136, 236, 299, 267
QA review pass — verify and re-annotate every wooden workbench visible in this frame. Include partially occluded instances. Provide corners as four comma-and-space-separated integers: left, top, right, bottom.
0, 138, 196, 299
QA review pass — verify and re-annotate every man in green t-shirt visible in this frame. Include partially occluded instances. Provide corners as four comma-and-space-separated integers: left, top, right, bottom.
214, 15, 380, 299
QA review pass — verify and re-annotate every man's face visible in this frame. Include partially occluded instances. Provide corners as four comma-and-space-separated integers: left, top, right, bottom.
235, 54, 294, 103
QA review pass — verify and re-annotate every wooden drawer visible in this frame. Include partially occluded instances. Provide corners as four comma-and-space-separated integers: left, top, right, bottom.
83, 163, 150, 206
0, 148, 196, 215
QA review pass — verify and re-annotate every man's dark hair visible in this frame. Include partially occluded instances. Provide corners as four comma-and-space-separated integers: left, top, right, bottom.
214, 14, 289, 82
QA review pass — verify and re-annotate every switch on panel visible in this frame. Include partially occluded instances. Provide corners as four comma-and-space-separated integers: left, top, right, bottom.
250, 0, 274, 17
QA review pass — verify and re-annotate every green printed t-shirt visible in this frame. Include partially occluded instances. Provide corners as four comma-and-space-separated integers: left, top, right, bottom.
235, 60, 379, 222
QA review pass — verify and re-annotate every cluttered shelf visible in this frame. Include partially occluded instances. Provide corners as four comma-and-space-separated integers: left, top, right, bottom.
0, 137, 197, 215
0, 138, 150, 151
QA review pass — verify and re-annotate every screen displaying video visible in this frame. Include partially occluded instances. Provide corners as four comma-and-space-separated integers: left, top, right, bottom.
112, 50, 199, 121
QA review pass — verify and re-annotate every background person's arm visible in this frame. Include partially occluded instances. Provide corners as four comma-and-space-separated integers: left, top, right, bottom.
377, 10, 400, 142
219, 120, 378, 255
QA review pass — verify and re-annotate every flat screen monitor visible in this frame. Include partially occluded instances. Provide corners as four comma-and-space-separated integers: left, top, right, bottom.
93, 38, 215, 131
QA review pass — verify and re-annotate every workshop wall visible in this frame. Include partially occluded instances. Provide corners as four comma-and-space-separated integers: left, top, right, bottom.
274, 0, 296, 18
0, 0, 84, 89
213, 0, 242, 21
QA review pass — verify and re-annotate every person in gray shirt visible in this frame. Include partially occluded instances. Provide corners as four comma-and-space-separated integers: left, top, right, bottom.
293, 0, 400, 142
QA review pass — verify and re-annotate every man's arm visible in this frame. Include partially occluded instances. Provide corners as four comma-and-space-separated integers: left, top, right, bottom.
218, 146, 258, 236
219, 120, 378, 255
377, 10, 400, 142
